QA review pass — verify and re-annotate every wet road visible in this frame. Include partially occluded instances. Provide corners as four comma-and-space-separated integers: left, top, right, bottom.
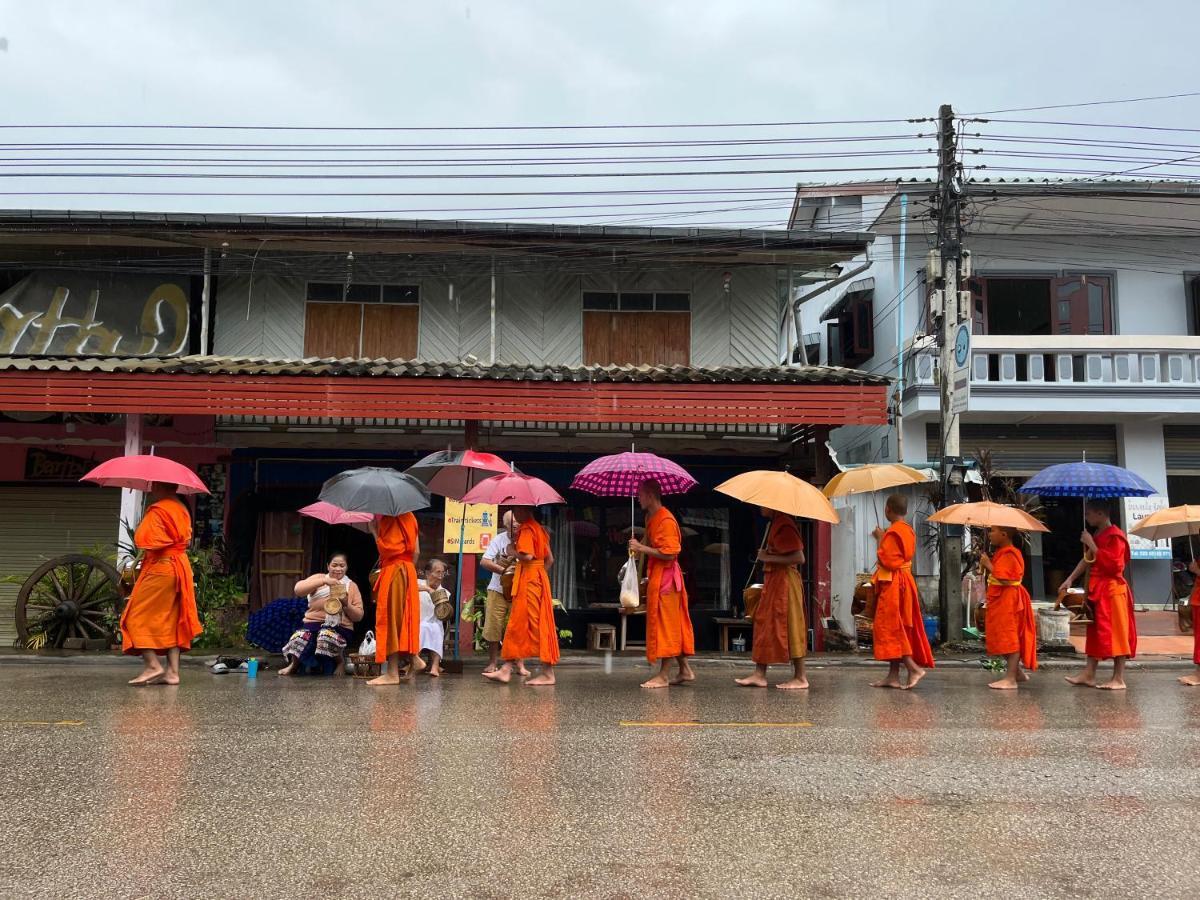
2, 660, 1199, 899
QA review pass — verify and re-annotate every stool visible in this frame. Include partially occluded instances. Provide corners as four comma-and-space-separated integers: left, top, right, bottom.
587, 623, 617, 651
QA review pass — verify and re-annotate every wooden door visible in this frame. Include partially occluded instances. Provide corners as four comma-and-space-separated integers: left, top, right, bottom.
252, 511, 311, 611
968, 277, 988, 334
361, 305, 419, 359
304, 303, 362, 358
583, 311, 690, 365
1052, 276, 1112, 335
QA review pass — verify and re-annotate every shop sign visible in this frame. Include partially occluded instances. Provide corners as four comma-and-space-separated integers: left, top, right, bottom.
1123, 495, 1171, 560
24, 447, 93, 482
443, 500, 499, 553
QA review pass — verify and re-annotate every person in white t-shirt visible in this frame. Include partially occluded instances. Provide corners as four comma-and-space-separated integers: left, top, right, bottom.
479, 511, 527, 676
417, 558, 450, 677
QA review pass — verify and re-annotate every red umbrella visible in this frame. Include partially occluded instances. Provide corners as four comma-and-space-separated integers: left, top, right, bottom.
460, 473, 566, 507
81, 454, 209, 495
298, 501, 373, 526
406, 449, 513, 500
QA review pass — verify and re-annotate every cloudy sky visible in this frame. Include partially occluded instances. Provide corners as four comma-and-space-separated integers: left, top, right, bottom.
2, 0, 1199, 224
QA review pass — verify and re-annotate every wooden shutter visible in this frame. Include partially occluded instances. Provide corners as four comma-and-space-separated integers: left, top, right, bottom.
303, 303, 362, 358
583, 311, 690, 365
361, 305, 419, 359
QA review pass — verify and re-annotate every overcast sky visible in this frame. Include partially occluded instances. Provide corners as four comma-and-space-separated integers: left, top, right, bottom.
2, 0, 1199, 224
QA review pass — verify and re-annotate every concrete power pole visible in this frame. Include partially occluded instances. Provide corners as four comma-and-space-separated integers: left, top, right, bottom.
934, 103, 966, 643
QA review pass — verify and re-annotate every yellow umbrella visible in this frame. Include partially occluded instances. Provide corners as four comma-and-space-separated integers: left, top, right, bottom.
1129, 504, 1200, 541
715, 470, 839, 523
822, 462, 928, 498
928, 501, 1048, 532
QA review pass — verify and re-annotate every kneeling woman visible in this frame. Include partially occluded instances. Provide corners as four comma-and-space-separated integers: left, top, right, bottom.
281, 553, 365, 676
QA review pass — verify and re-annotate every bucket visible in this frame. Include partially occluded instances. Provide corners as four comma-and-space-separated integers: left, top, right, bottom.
1037, 608, 1071, 645
922, 614, 939, 645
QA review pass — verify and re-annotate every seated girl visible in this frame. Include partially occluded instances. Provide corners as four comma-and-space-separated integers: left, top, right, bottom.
281, 552, 365, 676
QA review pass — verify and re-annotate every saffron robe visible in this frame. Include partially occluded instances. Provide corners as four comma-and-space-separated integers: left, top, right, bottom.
119, 498, 201, 654
644, 506, 695, 663
751, 513, 806, 665
1086, 525, 1137, 660
871, 520, 934, 668
984, 544, 1038, 670
373, 513, 420, 662
501, 520, 559, 665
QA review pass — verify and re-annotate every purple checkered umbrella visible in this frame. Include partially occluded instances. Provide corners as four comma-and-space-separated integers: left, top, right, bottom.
570, 451, 698, 497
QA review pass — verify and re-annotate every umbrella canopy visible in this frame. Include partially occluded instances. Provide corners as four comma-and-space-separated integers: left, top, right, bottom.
716, 470, 840, 523
928, 501, 1048, 533
247, 597, 308, 653
1129, 504, 1200, 541
822, 463, 927, 498
298, 501, 373, 527
570, 451, 697, 497
318, 467, 431, 516
1019, 461, 1156, 499
406, 449, 513, 500
81, 454, 210, 495
460, 472, 566, 507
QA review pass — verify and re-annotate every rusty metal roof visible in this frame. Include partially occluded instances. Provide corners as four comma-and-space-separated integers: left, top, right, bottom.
0, 354, 889, 386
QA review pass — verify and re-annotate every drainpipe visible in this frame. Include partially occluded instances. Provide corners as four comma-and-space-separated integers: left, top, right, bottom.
489, 258, 497, 365
117, 413, 143, 568
895, 193, 909, 462
200, 247, 211, 354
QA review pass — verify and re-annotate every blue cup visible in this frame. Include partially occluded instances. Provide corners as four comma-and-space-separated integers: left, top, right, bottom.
247, 658, 259, 678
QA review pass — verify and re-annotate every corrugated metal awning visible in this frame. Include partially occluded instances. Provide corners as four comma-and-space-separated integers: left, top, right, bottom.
819, 277, 875, 323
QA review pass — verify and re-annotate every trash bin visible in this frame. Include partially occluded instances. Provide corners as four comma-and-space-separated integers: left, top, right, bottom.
922, 614, 939, 645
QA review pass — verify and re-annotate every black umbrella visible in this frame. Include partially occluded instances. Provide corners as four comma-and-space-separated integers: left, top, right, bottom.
318, 467, 431, 516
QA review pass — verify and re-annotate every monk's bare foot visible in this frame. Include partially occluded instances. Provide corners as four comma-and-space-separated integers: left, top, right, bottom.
526, 672, 555, 686
641, 673, 670, 689
1096, 678, 1127, 691
1015, 669, 1030, 683
735, 673, 768, 688
410, 656, 426, 676
161, 672, 179, 686
776, 677, 809, 690
988, 677, 1018, 690
871, 678, 902, 689
278, 662, 296, 677
367, 672, 401, 686
516, 667, 532, 678
482, 664, 498, 675
1065, 673, 1095, 687
670, 664, 696, 686
1178, 674, 1200, 686
902, 668, 926, 691
429, 667, 441, 678
483, 668, 512, 684
129, 668, 165, 686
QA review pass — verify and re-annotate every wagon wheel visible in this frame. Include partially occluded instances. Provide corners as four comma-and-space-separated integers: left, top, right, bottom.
15, 554, 122, 650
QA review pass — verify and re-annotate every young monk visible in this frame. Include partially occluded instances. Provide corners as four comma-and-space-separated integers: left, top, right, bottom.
870, 493, 934, 689
367, 511, 425, 686
980, 525, 1037, 690
484, 507, 558, 686
1182, 558, 1200, 687
629, 478, 696, 689
1060, 500, 1137, 690
118, 481, 202, 686
736, 507, 808, 690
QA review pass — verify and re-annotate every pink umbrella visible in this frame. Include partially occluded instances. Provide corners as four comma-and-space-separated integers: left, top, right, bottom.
460, 473, 566, 507
298, 501, 373, 526
81, 454, 209, 495
571, 451, 697, 497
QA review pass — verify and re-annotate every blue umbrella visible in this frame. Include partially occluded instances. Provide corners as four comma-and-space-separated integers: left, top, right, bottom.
247, 597, 308, 653
1019, 461, 1156, 499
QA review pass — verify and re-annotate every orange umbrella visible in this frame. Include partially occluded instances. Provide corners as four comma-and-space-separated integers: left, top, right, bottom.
822, 463, 928, 498
715, 470, 839, 523
1129, 504, 1200, 541
928, 501, 1048, 532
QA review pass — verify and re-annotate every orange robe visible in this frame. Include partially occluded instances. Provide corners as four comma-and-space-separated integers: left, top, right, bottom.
1086, 525, 1137, 660
984, 544, 1037, 670
501, 520, 559, 665
751, 513, 806, 665
1191, 579, 1200, 667
119, 498, 201, 655
373, 513, 420, 662
644, 506, 695, 663
871, 520, 934, 667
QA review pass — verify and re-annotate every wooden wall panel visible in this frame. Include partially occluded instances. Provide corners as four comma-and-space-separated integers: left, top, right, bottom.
361, 306, 419, 359
583, 311, 690, 365
303, 304, 361, 358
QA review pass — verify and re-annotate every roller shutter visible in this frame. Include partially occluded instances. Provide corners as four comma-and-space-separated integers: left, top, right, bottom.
1165, 425, 1200, 475
926, 423, 1118, 476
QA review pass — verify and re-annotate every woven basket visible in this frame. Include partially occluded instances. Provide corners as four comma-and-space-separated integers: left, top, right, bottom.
349, 653, 381, 679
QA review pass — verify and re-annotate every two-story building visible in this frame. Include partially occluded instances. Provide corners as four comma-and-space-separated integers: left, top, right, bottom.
0, 210, 887, 650
788, 179, 1200, 614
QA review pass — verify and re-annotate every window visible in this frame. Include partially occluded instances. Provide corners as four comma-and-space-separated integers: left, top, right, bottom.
303, 281, 420, 359
583, 291, 691, 312
1188, 275, 1200, 336
969, 274, 1112, 336
826, 295, 873, 367
582, 289, 691, 365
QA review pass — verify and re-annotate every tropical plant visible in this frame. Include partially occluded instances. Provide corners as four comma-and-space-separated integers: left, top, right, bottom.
463, 587, 489, 652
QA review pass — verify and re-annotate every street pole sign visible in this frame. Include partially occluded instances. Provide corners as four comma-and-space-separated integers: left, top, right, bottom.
949, 321, 971, 416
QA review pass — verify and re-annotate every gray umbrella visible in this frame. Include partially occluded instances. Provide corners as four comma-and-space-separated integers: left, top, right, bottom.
318, 467, 431, 517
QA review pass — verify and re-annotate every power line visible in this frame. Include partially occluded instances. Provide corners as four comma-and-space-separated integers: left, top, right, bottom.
965, 90, 1200, 116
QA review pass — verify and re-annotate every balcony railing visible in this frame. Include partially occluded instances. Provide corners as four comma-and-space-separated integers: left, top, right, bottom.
907, 334, 1200, 390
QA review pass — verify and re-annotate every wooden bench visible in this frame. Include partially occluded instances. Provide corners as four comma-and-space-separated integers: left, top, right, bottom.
713, 616, 753, 653
587, 603, 647, 652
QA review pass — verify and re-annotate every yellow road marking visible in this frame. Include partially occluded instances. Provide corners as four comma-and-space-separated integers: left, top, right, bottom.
0, 720, 85, 727
620, 721, 812, 728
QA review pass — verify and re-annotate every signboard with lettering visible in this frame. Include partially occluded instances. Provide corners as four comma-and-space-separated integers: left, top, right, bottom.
443, 500, 499, 554
0, 270, 191, 356
1123, 495, 1172, 560
24, 447, 94, 482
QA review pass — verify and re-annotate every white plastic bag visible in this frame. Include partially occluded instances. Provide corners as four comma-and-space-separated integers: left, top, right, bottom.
619, 556, 641, 609
358, 630, 377, 657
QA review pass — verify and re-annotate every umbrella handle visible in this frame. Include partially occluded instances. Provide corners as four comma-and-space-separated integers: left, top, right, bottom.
743, 528, 770, 591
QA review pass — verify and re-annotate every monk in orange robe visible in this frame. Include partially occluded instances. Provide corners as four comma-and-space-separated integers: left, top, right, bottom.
870, 493, 934, 689
629, 478, 696, 689
119, 482, 202, 686
980, 525, 1037, 690
484, 507, 559, 686
1182, 559, 1200, 687
1061, 500, 1137, 690
367, 512, 424, 686
736, 508, 808, 690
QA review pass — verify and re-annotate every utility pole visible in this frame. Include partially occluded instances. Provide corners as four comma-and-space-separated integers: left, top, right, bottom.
934, 103, 966, 643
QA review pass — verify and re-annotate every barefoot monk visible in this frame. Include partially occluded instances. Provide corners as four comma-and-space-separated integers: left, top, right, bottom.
119, 482, 202, 686
736, 508, 808, 690
1183, 559, 1200, 687
870, 493, 934, 690
367, 512, 424, 686
484, 507, 558, 686
980, 526, 1037, 690
629, 479, 696, 689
